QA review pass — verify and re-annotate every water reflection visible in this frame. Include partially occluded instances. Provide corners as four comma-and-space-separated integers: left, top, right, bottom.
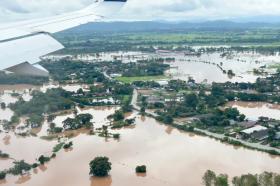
2, 135, 10, 145
15, 174, 31, 184
165, 126, 173, 135
136, 173, 147, 178
90, 176, 112, 186
0, 179, 7, 185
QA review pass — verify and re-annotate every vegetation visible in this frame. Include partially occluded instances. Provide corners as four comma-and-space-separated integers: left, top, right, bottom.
1, 103, 6, 109
8, 161, 32, 175
0, 151, 9, 158
38, 155, 51, 165
10, 88, 74, 117
116, 75, 167, 84
203, 170, 280, 186
63, 114, 93, 130
0, 172, 6, 180
41, 60, 105, 84
52, 143, 65, 153
63, 142, 73, 149
55, 23, 280, 55
89, 157, 112, 177
135, 165, 147, 173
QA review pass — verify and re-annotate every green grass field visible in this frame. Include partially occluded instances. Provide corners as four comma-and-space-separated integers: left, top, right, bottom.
115, 75, 168, 83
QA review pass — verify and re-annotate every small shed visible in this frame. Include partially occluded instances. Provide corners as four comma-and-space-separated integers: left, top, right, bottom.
241, 125, 269, 141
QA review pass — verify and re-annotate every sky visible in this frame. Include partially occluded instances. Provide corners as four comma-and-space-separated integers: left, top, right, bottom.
1, 0, 280, 22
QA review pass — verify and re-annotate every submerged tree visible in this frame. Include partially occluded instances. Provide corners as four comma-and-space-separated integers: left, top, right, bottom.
203, 170, 216, 186
89, 157, 112, 177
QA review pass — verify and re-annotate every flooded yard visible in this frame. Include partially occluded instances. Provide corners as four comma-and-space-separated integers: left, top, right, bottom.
227, 101, 280, 121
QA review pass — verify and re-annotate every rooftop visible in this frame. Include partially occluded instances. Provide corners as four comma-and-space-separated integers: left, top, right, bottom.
241, 125, 268, 135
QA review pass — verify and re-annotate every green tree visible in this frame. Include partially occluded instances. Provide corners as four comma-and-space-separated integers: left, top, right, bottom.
203, 170, 216, 186
113, 110, 124, 121
140, 107, 146, 114
136, 165, 146, 173
163, 115, 173, 124
38, 155, 50, 165
215, 174, 229, 186
259, 172, 273, 186
63, 118, 78, 130
274, 174, 280, 186
224, 108, 240, 120
184, 93, 199, 109
1, 102, 6, 109
76, 114, 93, 125
239, 114, 246, 122
27, 114, 44, 128
0, 171, 6, 180
89, 157, 112, 177
211, 84, 225, 97
8, 161, 32, 175
232, 174, 258, 186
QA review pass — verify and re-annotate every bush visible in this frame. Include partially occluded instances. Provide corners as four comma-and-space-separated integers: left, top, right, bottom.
38, 155, 51, 165
0, 151, 9, 158
8, 161, 32, 175
0, 172, 6, 180
113, 134, 120, 139
53, 143, 65, 153
63, 142, 73, 149
32, 163, 39, 169
89, 157, 111, 177
136, 165, 146, 173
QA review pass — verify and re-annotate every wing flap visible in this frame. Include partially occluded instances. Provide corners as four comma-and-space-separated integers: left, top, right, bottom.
0, 33, 64, 70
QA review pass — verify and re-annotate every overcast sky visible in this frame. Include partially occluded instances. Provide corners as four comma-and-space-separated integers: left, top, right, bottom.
1, 0, 280, 22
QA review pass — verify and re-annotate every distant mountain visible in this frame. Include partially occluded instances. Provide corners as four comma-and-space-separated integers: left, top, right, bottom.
231, 15, 280, 23
64, 21, 280, 33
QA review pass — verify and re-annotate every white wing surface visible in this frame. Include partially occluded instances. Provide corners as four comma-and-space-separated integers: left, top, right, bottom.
0, 0, 127, 76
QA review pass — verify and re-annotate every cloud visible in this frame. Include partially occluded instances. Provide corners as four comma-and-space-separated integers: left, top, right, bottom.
1, 0, 280, 22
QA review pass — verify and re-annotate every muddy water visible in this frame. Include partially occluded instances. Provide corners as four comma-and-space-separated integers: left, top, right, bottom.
0, 134, 57, 170
51, 106, 118, 128
1, 116, 280, 186
166, 60, 260, 83
227, 101, 280, 120
45, 50, 280, 84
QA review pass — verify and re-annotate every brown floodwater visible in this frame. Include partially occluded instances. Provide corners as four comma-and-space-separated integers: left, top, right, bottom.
1, 115, 280, 186
227, 101, 280, 120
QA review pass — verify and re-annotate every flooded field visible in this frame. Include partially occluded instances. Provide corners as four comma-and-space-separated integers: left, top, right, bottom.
1, 52, 280, 185
227, 101, 280, 121
45, 50, 280, 83
166, 52, 279, 83
0, 83, 280, 185
1, 116, 280, 186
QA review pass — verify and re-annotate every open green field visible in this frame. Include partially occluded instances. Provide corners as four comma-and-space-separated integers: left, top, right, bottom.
115, 75, 168, 83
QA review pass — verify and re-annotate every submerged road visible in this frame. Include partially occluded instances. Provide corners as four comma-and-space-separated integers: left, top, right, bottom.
131, 89, 280, 154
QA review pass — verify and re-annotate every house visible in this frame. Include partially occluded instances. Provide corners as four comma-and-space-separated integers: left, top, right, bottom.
241, 125, 269, 141
110, 73, 122, 78
147, 95, 164, 104
239, 121, 257, 128
275, 132, 280, 140
156, 80, 169, 86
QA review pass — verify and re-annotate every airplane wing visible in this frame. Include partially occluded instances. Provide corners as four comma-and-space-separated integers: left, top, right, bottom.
0, 0, 127, 76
